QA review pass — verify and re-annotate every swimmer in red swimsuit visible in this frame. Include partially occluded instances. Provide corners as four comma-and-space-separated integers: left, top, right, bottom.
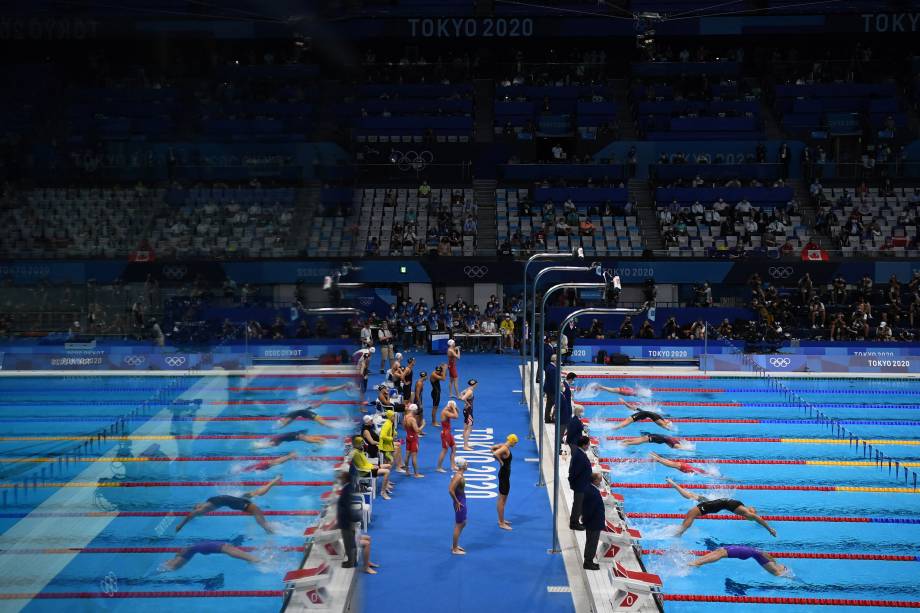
447, 339, 461, 397
239, 451, 298, 473
436, 400, 460, 473
649, 452, 715, 477
596, 384, 637, 396
403, 404, 424, 478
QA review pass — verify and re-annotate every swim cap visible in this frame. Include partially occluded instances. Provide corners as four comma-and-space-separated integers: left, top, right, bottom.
447, 339, 455, 346
363, 415, 373, 424
408, 403, 418, 413
376, 384, 387, 391
395, 352, 403, 360
507, 433, 519, 444
385, 410, 395, 418
419, 371, 427, 378
455, 457, 467, 468
369, 346, 376, 353
468, 378, 477, 386
352, 436, 363, 446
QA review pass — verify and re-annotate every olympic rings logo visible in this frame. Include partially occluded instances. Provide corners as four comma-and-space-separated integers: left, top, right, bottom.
100, 572, 118, 597
463, 266, 489, 279
391, 149, 434, 172
164, 356, 187, 367
767, 266, 795, 279
768, 357, 792, 368
122, 355, 145, 366
161, 265, 189, 280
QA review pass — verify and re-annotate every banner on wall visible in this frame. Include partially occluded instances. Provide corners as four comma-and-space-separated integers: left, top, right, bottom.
702, 353, 920, 374
0, 351, 249, 371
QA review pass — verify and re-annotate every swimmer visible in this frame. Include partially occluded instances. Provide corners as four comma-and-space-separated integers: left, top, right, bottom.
666, 477, 777, 537
648, 452, 721, 478
298, 383, 355, 397
610, 410, 673, 432
255, 430, 327, 449
449, 457, 468, 555
429, 364, 446, 426
689, 545, 790, 576
159, 541, 259, 571
491, 434, 518, 530
460, 379, 477, 451
447, 339, 461, 397
620, 431, 684, 448
351, 436, 393, 498
594, 384, 639, 397
436, 400, 460, 473
174, 476, 282, 534
276, 404, 330, 429
239, 451, 298, 473
403, 404, 424, 478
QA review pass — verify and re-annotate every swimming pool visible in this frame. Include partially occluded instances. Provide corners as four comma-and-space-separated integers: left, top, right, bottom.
580, 374, 920, 613
0, 371, 358, 613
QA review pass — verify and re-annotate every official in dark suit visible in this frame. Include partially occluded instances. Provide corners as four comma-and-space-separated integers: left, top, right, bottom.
566, 404, 585, 456
581, 471, 606, 570
568, 435, 592, 530
543, 354, 558, 423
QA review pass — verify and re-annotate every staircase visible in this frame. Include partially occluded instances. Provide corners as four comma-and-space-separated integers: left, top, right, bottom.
629, 179, 662, 252
474, 78, 494, 143
748, 77, 784, 140
288, 183, 322, 255
611, 78, 637, 139
473, 179, 498, 255
787, 178, 833, 249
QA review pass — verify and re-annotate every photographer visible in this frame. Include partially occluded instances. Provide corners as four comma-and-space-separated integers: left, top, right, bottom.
642, 278, 657, 309
693, 282, 713, 307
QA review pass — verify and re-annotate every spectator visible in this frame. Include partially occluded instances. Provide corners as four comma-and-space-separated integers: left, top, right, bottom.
638, 320, 655, 339
418, 180, 431, 198
618, 316, 633, 339
499, 314, 515, 352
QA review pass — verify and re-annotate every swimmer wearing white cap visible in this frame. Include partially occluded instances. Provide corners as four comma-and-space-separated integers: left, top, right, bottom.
447, 339, 461, 397
449, 457, 468, 555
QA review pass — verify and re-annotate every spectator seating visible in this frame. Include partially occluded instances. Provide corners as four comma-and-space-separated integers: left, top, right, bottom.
0, 187, 162, 258
495, 85, 615, 138
652, 163, 783, 183
497, 188, 643, 256
821, 186, 920, 257
775, 83, 908, 137
353, 84, 474, 142
351, 187, 476, 256
500, 164, 626, 183
153, 187, 298, 259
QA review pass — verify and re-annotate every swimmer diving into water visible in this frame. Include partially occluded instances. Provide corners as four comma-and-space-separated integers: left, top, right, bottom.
255, 430, 327, 449
159, 541, 260, 571
649, 452, 728, 479
689, 545, 790, 576
275, 403, 331, 429
666, 477, 777, 537
174, 476, 282, 534
609, 410, 673, 432
620, 431, 685, 448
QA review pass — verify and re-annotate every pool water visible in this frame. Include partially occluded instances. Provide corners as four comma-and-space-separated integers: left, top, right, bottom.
0, 373, 357, 613
583, 375, 920, 613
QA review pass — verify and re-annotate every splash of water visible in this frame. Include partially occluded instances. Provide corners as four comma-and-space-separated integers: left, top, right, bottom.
606, 459, 649, 478
676, 440, 696, 453
575, 382, 602, 400
648, 545, 697, 578
635, 385, 652, 398
268, 522, 306, 538
632, 520, 681, 540
296, 385, 316, 397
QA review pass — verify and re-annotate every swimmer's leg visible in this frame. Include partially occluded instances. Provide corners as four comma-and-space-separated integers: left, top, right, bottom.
689, 547, 727, 567
221, 544, 260, 563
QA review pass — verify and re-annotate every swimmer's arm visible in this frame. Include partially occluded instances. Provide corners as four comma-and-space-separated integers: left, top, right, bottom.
749, 513, 777, 536
303, 435, 327, 444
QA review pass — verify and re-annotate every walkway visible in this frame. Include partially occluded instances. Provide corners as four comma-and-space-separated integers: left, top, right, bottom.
360, 353, 573, 612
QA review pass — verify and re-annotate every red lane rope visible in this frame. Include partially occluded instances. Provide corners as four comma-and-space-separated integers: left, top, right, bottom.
642, 549, 917, 561
627, 513, 871, 523
0, 590, 286, 600
600, 458, 806, 465
662, 594, 920, 607
651, 388, 725, 393
603, 418, 761, 424
248, 374, 360, 379
0, 546, 306, 554
120, 455, 342, 462
129, 434, 341, 440
612, 482, 835, 492
203, 416, 353, 422
212, 400, 363, 406
583, 401, 743, 407
570, 375, 711, 379
96, 480, 334, 488
229, 387, 299, 391
606, 436, 783, 442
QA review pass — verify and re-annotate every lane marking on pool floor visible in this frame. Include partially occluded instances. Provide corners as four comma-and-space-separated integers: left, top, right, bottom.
641, 549, 919, 562
610, 482, 920, 494
0, 480, 334, 488
0, 376, 240, 611
603, 436, 920, 446
0, 455, 342, 463
599, 458, 920, 467
627, 513, 920, 523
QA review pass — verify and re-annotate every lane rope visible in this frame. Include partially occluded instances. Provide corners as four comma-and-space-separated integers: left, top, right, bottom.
661, 594, 920, 607
627, 513, 920, 524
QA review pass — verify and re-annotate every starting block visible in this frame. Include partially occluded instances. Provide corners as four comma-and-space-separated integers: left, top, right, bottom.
312, 526, 346, 561
601, 489, 624, 512
609, 561, 662, 612
284, 561, 334, 609
598, 521, 642, 566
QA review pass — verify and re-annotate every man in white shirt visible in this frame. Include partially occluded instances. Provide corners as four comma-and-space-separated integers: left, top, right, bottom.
736, 199, 752, 216
744, 219, 758, 235
690, 201, 704, 218
360, 322, 373, 348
